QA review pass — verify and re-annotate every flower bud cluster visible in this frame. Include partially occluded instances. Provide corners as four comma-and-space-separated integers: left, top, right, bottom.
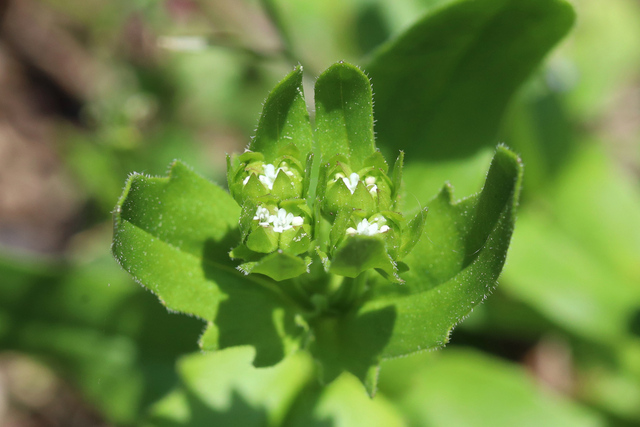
320, 157, 393, 222
227, 149, 314, 270
227, 151, 305, 206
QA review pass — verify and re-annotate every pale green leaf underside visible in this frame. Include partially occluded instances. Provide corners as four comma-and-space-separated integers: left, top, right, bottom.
144, 348, 404, 427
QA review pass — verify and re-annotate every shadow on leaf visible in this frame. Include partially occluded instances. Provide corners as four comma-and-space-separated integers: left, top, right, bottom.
201, 239, 304, 367
148, 388, 268, 427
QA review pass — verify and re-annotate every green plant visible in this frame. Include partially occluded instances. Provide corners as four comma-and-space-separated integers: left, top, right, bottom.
112, 61, 522, 394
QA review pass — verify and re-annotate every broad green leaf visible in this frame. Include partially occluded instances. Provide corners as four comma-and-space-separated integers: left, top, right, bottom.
145, 347, 404, 427
250, 66, 313, 162
112, 161, 306, 367
315, 62, 376, 170
378, 349, 605, 427
367, 0, 575, 160
309, 146, 522, 393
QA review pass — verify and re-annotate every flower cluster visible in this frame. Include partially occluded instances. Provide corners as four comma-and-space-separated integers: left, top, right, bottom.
221, 65, 425, 283
346, 217, 390, 236
254, 206, 304, 232
227, 152, 306, 206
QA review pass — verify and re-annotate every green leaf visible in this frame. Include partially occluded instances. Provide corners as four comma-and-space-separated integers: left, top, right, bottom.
250, 66, 313, 162
144, 348, 313, 427
330, 236, 399, 282
378, 349, 605, 427
367, 0, 575, 160
145, 347, 404, 427
240, 252, 311, 282
112, 161, 306, 367
315, 62, 376, 170
310, 146, 522, 393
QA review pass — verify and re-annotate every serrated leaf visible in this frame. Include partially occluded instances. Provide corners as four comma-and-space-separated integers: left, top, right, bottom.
315, 62, 376, 171
367, 0, 575, 160
310, 147, 522, 393
112, 161, 305, 366
250, 66, 313, 162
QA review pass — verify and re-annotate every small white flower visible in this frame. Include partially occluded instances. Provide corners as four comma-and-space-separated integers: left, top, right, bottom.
346, 218, 390, 236
258, 164, 279, 190
258, 207, 304, 233
364, 176, 378, 195
244, 163, 295, 190
253, 206, 271, 226
341, 172, 360, 194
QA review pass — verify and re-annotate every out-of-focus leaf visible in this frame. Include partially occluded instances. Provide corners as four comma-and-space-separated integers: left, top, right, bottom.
378, 349, 605, 427
367, 0, 575, 160
144, 347, 404, 427
144, 347, 313, 427
499, 81, 575, 195
399, 147, 494, 211
0, 254, 203, 424
560, 0, 640, 119
501, 146, 640, 343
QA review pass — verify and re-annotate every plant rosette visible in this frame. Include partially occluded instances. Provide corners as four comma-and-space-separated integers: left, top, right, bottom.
112, 62, 523, 395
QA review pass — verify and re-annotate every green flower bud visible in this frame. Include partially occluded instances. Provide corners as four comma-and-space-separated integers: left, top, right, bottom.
319, 157, 394, 222
231, 200, 313, 262
227, 151, 305, 205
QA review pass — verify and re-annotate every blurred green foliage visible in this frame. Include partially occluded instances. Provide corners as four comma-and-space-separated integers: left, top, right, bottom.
1, 0, 640, 425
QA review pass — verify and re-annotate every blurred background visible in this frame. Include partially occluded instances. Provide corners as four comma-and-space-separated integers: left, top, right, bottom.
0, 0, 639, 425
